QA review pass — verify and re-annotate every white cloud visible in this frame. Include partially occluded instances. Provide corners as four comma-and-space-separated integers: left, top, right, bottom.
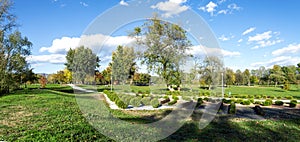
39, 34, 135, 54
251, 56, 300, 68
27, 54, 66, 64
218, 0, 226, 4
218, 10, 228, 15
80, 2, 88, 7
218, 34, 234, 41
151, 0, 189, 18
248, 31, 272, 42
199, 1, 218, 16
119, 0, 129, 6
248, 31, 283, 49
238, 39, 243, 43
272, 43, 300, 56
228, 3, 241, 11
188, 45, 240, 57
40, 37, 80, 54
242, 27, 256, 36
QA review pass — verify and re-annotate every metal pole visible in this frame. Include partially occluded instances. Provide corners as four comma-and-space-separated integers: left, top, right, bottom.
111, 75, 112, 92
221, 72, 224, 97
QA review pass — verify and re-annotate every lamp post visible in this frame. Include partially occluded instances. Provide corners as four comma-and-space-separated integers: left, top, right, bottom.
221, 72, 224, 97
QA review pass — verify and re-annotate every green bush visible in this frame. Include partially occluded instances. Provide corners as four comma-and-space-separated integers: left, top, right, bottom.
255, 95, 261, 99
228, 103, 236, 114
290, 100, 297, 107
223, 99, 232, 104
241, 100, 251, 105
150, 98, 160, 108
163, 95, 169, 99
235, 99, 243, 104
116, 100, 128, 109
254, 101, 262, 105
262, 95, 267, 99
172, 95, 179, 101
130, 97, 142, 107
141, 97, 151, 105
274, 100, 284, 106
253, 105, 265, 116
203, 97, 209, 101
277, 96, 282, 99
168, 100, 177, 105
196, 98, 203, 107
137, 90, 143, 94
248, 95, 254, 99
262, 99, 272, 106
269, 96, 276, 99
286, 96, 293, 100
249, 98, 254, 103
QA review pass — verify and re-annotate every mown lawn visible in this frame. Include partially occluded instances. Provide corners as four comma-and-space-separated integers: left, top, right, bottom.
225, 85, 300, 99
1, 85, 300, 141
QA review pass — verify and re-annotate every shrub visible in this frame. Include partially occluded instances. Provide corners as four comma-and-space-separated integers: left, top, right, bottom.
241, 100, 251, 105
151, 98, 160, 108
290, 100, 297, 108
286, 96, 293, 100
204, 92, 210, 96
223, 99, 232, 104
130, 97, 142, 107
249, 98, 254, 103
254, 101, 262, 105
203, 97, 209, 101
168, 100, 177, 105
277, 96, 282, 99
262, 95, 267, 99
196, 98, 203, 107
269, 96, 276, 99
163, 95, 169, 99
141, 97, 151, 105
161, 98, 171, 104
255, 95, 261, 99
235, 99, 243, 104
172, 91, 180, 96
275, 101, 284, 106
172, 95, 179, 101
116, 100, 128, 109
248, 95, 254, 99
253, 105, 265, 116
228, 103, 236, 114
262, 99, 272, 106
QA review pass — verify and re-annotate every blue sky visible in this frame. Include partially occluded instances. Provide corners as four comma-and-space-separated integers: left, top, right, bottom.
13, 0, 300, 73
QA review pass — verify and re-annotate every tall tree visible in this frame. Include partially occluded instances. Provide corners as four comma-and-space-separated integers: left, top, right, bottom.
235, 69, 243, 86
131, 15, 191, 90
69, 46, 100, 84
0, 0, 32, 94
243, 69, 251, 86
200, 56, 224, 90
269, 65, 285, 87
111, 45, 136, 85
225, 68, 235, 86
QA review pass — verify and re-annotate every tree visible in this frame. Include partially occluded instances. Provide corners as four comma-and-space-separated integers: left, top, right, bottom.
65, 48, 75, 71
39, 75, 47, 88
200, 56, 224, 90
101, 66, 112, 85
225, 68, 235, 86
0, 0, 32, 94
67, 46, 100, 84
133, 73, 151, 86
269, 65, 285, 87
243, 69, 251, 86
131, 15, 191, 90
235, 69, 243, 86
111, 45, 136, 85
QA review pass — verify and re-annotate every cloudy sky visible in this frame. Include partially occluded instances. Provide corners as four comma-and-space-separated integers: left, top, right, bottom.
14, 0, 300, 73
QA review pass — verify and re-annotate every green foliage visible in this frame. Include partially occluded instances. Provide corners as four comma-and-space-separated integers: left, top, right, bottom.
235, 99, 243, 104
286, 96, 293, 100
196, 98, 203, 107
254, 101, 262, 105
253, 105, 265, 116
290, 100, 297, 107
228, 103, 236, 114
116, 99, 128, 109
262, 99, 273, 106
203, 97, 209, 101
241, 100, 251, 105
130, 97, 142, 107
141, 97, 151, 105
249, 98, 254, 103
168, 100, 178, 105
223, 99, 232, 104
150, 98, 160, 108
172, 95, 179, 101
275, 101, 284, 106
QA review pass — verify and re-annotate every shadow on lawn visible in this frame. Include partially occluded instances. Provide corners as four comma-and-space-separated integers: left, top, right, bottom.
162, 103, 300, 142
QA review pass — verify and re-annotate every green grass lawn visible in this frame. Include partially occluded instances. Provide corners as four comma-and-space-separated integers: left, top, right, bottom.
224, 85, 300, 99
1, 85, 299, 141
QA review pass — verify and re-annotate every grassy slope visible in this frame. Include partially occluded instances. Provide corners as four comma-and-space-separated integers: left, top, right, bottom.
1, 85, 300, 141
